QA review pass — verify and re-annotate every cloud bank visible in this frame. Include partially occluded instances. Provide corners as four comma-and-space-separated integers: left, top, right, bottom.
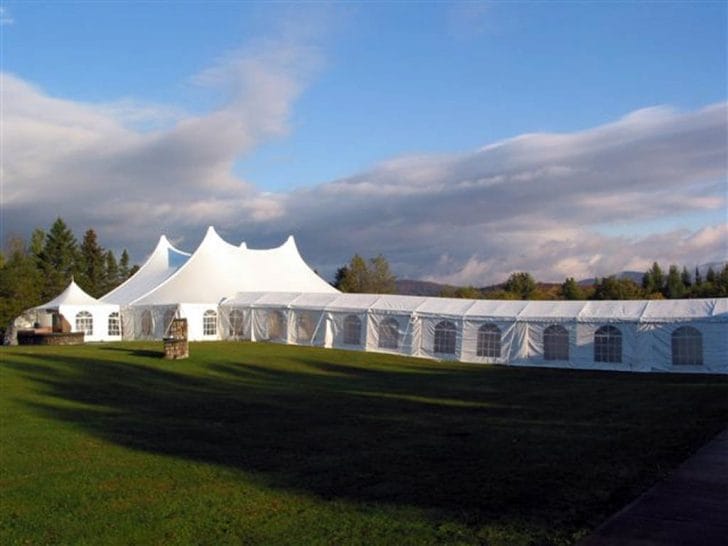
2, 53, 726, 284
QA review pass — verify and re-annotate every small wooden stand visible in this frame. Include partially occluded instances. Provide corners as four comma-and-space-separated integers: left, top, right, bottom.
163, 318, 189, 360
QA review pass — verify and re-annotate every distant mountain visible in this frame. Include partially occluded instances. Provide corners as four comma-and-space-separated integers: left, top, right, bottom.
697, 261, 727, 276
578, 271, 644, 286
395, 279, 452, 296
396, 261, 727, 297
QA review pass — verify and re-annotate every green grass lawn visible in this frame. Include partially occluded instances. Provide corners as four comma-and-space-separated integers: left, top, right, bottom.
1, 342, 727, 545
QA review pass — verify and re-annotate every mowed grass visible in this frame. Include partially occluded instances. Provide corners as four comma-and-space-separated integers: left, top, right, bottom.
1, 342, 727, 545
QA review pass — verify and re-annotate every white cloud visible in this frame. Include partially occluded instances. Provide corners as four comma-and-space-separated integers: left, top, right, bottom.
2, 48, 726, 285
0, 6, 13, 26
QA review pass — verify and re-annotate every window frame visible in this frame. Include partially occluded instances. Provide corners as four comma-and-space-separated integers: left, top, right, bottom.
594, 325, 622, 363
203, 309, 218, 337
108, 311, 121, 337
267, 310, 287, 342
228, 309, 245, 337
378, 317, 400, 350
343, 314, 362, 346
543, 324, 569, 361
476, 323, 502, 358
75, 310, 93, 336
433, 320, 457, 355
671, 326, 703, 366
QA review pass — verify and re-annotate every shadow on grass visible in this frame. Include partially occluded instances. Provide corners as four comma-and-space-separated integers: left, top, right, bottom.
4, 342, 728, 538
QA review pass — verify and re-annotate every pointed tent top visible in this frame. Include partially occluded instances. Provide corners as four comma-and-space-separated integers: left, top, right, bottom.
40, 279, 102, 309
99, 233, 190, 305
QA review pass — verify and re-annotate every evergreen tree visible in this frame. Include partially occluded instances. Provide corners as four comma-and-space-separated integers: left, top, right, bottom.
706, 267, 716, 284
38, 218, 79, 299
104, 250, 120, 294
665, 265, 685, 299
29, 228, 45, 265
504, 272, 536, 299
336, 254, 396, 294
717, 264, 728, 297
119, 249, 131, 279
368, 254, 396, 294
642, 262, 664, 295
0, 236, 43, 332
78, 229, 106, 297
559, 277, 584, 300
338, 254, 370, 293
694, 267, 702, 286
592, 276, 642, 300
680, 266, 692, 288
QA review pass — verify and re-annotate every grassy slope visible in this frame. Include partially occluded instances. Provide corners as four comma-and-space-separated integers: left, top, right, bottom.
1, 342, 727, 545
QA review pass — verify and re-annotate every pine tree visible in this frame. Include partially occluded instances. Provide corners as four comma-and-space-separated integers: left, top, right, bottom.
336, 254, 396, 294
680, 266, 692, 288
642, 262, 664, 295
104, 250, 120, 294
706, 267, 717, 284
694, 267, 702, 286
368, 254, 396, 294
718, 264, 728, 297
39, 218, 79, 299
560, 277, 584, 300
119, 249, 131, 279
504, 272, 536, 299
29, 228, 45, 266
0, 236, 43, 331
338, 254, 369, 293
78, 229, 106, 297
665, 265, 685, 299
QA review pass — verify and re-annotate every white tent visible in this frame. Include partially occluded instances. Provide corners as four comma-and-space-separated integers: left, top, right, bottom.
28, 224, 713, 374
33, 280, 121, 342
120, 227, 336, 341
101, 235, 190, 306
221, 292, 728, 374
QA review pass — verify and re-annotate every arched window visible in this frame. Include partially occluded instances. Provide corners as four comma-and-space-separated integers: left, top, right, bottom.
543, 324, 569, 361
229, 309, 245, 337
141, 309, 153, 337
108, 312, 121, 337
343, 315, 362, 345
434, 320, 457, 354
75, 311, 93, 335
378, 317, 399, 349
296, 312, 316, 344
594, 325, 622, 363
203, 310, 217, 336
672, 326, 703, 366
477, 324, 501, 358
267, 310, 286, 342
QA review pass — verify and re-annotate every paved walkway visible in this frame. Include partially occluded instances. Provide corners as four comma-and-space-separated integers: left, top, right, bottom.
581, 428, 728, 546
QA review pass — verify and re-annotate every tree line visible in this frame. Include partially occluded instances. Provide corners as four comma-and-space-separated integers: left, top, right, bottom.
333, 254, 728, 300
0, 218, 138, 331
442, 262, 728, 300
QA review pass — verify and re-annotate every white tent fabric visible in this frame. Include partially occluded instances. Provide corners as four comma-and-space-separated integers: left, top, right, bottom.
220, 293, 728, 374
34, 280, 121, 342
101, 235, 190, 305
25, 226, 719, 373
133, 227, 336, 306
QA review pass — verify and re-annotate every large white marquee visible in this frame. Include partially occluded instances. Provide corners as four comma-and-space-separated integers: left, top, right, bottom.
12, 227, 728, 374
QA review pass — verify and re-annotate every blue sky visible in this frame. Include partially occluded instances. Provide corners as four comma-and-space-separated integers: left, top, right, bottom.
2, 1, 726, 283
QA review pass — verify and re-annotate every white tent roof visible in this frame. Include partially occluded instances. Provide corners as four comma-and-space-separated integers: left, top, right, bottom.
132, 227, 337, 305
101, 235, 190, 305
221, 292, 728, 323
38, 279, 111, 310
